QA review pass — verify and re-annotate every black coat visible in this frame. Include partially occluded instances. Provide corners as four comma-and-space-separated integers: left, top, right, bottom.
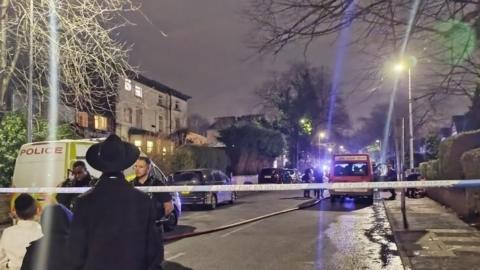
57, 174, 97, 210
21, 204, 72, 270
67, 173, 163, 270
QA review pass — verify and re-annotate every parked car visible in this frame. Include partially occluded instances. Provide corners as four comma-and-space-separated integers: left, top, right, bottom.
171, 169, 236, 209
258, 168, 282, 184
282, 169, 300, 183
259, 168, 299, 183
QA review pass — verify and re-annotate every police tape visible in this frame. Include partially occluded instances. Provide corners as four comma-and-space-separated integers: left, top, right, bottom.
1, 179, 480, 193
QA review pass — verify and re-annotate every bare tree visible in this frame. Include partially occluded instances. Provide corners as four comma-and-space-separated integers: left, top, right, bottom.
0, 0, 138, 112
187, 113, 211, 136
246, 0, 480, 109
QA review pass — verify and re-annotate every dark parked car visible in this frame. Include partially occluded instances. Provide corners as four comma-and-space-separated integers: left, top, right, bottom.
282, 169, 300, 183
171, 169, 236, 209
258, 168, 282, 184
259, 168, 299, 183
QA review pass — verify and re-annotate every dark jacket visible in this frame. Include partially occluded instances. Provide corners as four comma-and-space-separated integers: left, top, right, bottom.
67, 173, 163, 270
21, 204, 73, 270
56, 174, 97, 210
133, 175, 172, 221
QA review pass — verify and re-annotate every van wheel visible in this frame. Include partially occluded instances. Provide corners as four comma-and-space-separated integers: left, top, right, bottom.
209, 195, 217, 210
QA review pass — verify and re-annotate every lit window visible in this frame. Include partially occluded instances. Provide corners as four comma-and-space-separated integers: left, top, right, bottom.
76, 112, 88, 128
125, 78, 132, 91
94, 115, 108, 131
146, 141, 154, 153
134, 85, 143, 98
134, 140, 142, 148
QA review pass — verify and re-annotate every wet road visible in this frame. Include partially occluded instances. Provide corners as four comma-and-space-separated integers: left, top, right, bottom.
163, 191, 403, 270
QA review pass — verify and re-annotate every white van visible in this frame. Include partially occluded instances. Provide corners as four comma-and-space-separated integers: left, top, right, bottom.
11, 138, 181, 231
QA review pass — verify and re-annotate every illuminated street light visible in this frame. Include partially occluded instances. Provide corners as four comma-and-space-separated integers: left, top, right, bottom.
327, 147, 333, 153
392, 56, 417, 170
340, 145, 345, 151
319, 131, 327, 140
393, 62, 406, 73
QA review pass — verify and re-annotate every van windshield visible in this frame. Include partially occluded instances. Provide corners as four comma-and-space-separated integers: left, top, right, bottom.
333, 162, 369, 177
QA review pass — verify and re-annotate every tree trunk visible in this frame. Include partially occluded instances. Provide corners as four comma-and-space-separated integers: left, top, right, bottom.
0, 0, 9, 110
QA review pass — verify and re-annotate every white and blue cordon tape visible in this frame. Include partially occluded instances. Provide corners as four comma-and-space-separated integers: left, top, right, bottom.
1, 180, 480, 193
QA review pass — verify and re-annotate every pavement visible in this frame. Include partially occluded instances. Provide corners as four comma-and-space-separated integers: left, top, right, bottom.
383, 193, 480, 270
165, 191, 403, 270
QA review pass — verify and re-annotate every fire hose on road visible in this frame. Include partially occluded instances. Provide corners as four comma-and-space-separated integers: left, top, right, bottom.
163, 197, 324, 242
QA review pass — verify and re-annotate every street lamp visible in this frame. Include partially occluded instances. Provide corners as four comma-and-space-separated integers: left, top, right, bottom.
393, 56, 416, 170
327, 147, 333, 153
319, 131, 327, 140
375, 139, 381, 150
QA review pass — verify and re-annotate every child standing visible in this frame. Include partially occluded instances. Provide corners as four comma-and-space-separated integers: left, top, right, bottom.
0, 194, 43, 270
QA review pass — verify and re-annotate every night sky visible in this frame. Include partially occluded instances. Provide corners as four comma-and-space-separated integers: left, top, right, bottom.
117, 0, 468, 128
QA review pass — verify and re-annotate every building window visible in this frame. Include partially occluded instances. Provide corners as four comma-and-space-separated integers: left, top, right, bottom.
135, 108, 142, 128
124, 107, 132, 124
134, 140, 142, 148
174, 100, 180, 111
175, 118, 181, 130
134, 85, 143, 98
125, 78, 132, 91
94, 115, 108, 131
76, 112, 89, 128
157, 95, 164, 106
146, 141, 154, 154
158, 115, 164, 132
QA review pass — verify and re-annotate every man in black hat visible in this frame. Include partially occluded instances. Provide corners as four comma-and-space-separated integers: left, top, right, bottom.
67, 135, 164, 270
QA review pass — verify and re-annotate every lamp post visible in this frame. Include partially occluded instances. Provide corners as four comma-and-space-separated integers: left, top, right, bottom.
393, 58, 415, 170
27, 0, 34, 142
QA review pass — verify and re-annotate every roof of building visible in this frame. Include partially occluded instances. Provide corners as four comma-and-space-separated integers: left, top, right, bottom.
126, 70, 191, 101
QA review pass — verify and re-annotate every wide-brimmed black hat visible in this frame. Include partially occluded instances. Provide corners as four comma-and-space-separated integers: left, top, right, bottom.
86, 134, 140, 173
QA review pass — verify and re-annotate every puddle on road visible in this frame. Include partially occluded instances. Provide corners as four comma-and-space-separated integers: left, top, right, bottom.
323, 202, 403, 270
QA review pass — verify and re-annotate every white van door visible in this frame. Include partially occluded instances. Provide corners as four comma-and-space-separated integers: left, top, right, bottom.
12, 142, 68, 188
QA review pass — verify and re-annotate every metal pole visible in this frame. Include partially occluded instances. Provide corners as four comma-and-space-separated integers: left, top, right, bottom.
401, 117, 408, 229
408, 68, 414, 170
27, 0, 33, 142
401, 119, 405, 174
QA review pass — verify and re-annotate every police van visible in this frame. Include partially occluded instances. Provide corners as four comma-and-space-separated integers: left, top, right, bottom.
11, 138, 181, 231
329, 154, 374, 203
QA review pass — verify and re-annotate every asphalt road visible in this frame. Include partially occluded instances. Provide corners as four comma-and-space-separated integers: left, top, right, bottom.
163, 191, 404, 270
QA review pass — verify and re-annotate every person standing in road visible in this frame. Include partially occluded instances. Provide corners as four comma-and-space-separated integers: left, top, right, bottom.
313, 168, 324, 199
385, 164, 397, 200
67, 135, 164, 270
302, 169, 314, 198
56, 161, 97, 210
133, 157, 174, 226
